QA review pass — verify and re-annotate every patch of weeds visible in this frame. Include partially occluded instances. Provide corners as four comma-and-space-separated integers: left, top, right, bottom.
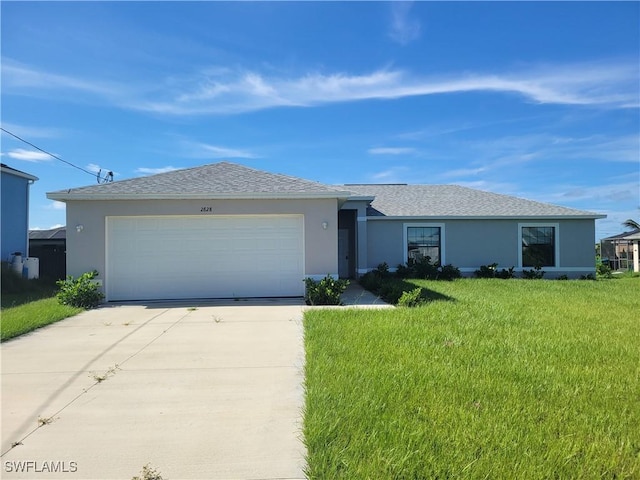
187, 307, 197, 311
122, 320, 133, 326
91, 364, 119, 383
212, 316, 222, 323
11, 441, 23, 448
38, 416, 55, 426
132, 464, 165, 480
103, 321, 112, 326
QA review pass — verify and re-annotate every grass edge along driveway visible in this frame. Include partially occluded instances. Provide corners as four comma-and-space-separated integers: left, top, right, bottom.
303, 278, 640, 479
1, 295, 82, 342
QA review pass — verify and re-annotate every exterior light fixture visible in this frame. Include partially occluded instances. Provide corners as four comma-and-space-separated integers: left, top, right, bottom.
76, 224, 84, 233
322, 221, 328, 230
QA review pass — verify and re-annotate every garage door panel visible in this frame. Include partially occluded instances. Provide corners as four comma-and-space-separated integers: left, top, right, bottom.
106, 215, 304, 301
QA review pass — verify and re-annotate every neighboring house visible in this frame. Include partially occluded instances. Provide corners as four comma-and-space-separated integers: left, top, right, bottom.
600, 228, 640, 272
29, 226, 67, 280
47, 162, 605, 301
1, 164, 38, 262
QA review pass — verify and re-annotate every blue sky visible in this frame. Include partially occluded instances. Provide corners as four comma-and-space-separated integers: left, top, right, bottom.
2, 1, 638, 240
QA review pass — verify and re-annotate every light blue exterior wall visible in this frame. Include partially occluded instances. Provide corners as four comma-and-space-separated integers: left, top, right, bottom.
365, 218, 597, 278
1, 171, 32, 261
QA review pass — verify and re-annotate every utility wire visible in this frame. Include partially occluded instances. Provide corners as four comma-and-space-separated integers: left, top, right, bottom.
0, 127, 113, 183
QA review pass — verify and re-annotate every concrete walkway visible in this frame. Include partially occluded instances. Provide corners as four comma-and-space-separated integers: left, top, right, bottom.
339, 282, 393, 308
1, 299, 306, 479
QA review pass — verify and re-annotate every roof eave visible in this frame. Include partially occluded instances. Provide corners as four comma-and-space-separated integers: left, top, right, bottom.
1, 166, 38, 182
366, 214, 607, 220
47, 191, 352, 202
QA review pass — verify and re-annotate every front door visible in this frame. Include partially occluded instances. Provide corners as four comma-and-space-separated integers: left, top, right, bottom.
338, 228, 349, 278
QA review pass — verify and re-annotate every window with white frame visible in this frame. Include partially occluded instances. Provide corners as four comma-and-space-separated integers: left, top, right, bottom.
406, 226, 441, 265
521, 225, 557, 267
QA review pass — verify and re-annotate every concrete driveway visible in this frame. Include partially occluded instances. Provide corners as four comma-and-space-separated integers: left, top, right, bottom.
1, 299, 306, 480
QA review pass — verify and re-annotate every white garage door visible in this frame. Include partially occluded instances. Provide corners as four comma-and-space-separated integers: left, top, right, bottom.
106, 215, 304, 301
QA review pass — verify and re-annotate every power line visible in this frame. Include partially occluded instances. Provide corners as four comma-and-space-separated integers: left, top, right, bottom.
0, 127, 113, 183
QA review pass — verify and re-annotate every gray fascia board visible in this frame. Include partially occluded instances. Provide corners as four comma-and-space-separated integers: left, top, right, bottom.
365, 214, 607, 220
47, 191, 352, 202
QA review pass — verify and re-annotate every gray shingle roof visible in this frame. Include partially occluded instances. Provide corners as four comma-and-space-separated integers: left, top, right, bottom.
29, 226, 66, 240
343, 184, 604, 218
48, 162, 349, 200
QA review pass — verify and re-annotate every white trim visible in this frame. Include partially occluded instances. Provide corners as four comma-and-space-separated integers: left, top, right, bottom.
458, 266, 595, 273
357, 216, 368, 222
518, 223, 560, 268
1, 166, 39, 182
403, 223, 445, 265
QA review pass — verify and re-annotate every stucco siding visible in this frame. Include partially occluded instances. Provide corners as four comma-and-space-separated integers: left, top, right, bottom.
1, 173, 30, 260
66, 198, 338, 283
366, 221, 404, 267
365, 218, 597, 276
445, 220, 518, 268
557, 219, 596, 268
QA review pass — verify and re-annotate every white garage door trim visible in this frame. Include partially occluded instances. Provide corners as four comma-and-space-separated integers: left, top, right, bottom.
106, 214, 305, 301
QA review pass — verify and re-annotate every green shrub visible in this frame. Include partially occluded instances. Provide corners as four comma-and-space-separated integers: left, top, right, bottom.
304, 275, 349, 305
597, 263, 613, 278
410, 256, 440, 279
378, 282, 405, 304
495, 266, 516, 279
372, 262, 391, 278
475, 263, 498, 278
438, 264, 462, 281
397, 287, 424, 307
359, 272, 383, 292
56, 271, 104, 308
395, 263, 412, 278
522, 266, 545, 279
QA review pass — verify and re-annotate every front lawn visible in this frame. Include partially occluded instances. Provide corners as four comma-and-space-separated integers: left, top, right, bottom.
1, 296, 83, 342
303, 278, 640, 478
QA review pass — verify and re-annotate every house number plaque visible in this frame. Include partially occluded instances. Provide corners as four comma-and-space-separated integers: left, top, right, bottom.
200, 206, 213, 213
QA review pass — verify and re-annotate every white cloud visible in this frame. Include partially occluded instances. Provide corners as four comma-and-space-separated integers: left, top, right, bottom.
46, 201, 66, 210
85, 163, 102, 174
196, 143, 258, 159
1, 122, 64, 139
2, 60, 121, 98
137, 59, 639, 115
388, 2, 421, 45
6, 148, 51, 162
5, 58, 638, 116
135, 166, 180, 175
368, 147, 416, 155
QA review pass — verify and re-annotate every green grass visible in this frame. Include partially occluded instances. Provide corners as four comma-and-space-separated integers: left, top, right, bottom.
1, 296, 83, 342
1, 264, 83, 341
304, 278, 640, 479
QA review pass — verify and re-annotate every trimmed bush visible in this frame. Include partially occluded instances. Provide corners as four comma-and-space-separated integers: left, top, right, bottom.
56, 271, 104, 308
304, 275, 349, 305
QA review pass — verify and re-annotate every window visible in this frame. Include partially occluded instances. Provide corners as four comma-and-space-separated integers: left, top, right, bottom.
521, 226, 556, 267
407, 226, 441, 264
